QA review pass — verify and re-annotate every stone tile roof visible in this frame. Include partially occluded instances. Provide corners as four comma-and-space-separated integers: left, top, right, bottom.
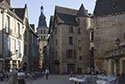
77, 4, 88, 17
57, 13, 78, 25
94, 0, 125, 16
11, 8, 25, 20
55, 6, 79, 25
38, 6, 47, 27
55, 6, 78, 15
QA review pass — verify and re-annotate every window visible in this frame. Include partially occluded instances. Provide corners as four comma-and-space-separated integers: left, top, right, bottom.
44, 36, 45, 40
112, 2, 118, 9
90, 32, 94, 41
79, 56, 82, 60
8, 37, 11, 51
74, 50, 76, 58
124, 33, 125, 39
69, 37, 73, 45
78, 28, 80, 34
17, 23, 20, 37
44, 30, 46, 34
55, 27, 57, 34
66, 50, 73, 58
41, 30, 43, 34
55, 39, 57, 46
6, 16, 10, 33
69, 26, 73, 33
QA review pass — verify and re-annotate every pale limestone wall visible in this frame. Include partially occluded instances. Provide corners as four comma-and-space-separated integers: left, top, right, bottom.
59, 24, 78, 73
55, 17, 90, 74
1, 9, 25, 69
77, 17, 90, 73
94, 13, 125, 71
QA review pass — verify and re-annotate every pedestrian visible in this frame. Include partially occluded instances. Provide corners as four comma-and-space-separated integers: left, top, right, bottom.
45, 68, 49, 80
17, 69, 26, 84
0, 71, 3, 81
8, 69, 18, 84
116, 73, 125, 84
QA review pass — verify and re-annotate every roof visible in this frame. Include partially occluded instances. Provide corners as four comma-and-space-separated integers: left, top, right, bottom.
55, 6, 78, 15
55, 6, 79, 25
57, 13, 78, 25
94, 0, 125, 16
38, 6, 47, 27
11, 8, 25, 20
77, 4, 88, 17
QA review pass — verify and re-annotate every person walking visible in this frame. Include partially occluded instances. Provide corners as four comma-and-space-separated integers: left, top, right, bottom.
17, 69, 26, 84
0, 71, 3, 81
45, 68, 49, 80
8, 69, 18, 84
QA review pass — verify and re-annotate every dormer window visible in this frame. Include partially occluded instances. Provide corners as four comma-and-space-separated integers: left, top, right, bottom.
112, 2, 118, 9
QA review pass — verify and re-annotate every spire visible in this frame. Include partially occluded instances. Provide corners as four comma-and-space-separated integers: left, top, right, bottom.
38, 5, 47, 27
77, 4, 88, 17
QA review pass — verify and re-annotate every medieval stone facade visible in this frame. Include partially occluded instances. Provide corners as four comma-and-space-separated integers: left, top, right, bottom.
49, 4, 92, 74
0, 0, 40, 72
93, 0, 125, 74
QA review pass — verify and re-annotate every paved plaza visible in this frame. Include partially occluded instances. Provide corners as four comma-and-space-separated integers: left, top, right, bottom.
0, 75, 74, 84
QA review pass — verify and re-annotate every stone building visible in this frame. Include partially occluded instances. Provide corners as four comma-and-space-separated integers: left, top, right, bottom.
0, 0, 28, 71
93, 0, 125, 74
0, 0, 40, 72
48, 4, 92, 74
37, 6, 49, 69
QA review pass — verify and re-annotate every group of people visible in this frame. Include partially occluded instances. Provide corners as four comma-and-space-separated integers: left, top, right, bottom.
116, 73, 125, 84
0, 68, 50, 84
0, 70, 9, 81
8, 69, 25, 84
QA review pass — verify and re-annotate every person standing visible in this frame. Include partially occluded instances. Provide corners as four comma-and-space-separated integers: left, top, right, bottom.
45, 68, 49, 80
8, 69, 17, 84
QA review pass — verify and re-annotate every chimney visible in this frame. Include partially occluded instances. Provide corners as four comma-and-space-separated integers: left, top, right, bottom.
30, 24, 35, 31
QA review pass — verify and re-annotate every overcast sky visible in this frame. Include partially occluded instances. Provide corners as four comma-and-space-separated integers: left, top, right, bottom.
12, 0, 96, 28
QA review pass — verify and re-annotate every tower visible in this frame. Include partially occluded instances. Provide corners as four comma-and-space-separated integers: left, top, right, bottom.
37, 6, 48, 69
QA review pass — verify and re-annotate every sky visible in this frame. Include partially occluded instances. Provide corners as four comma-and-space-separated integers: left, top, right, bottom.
12, 0, 96, 28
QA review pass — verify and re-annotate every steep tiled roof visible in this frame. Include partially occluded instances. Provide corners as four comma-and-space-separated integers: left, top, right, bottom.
12, 8, 25, 20
55, 6, 78, 25
57, 13, 78, 25
55, 6, 78, 15
38, 6, 47, 27
77, 4, 88, 17
94, 0, 125, 16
